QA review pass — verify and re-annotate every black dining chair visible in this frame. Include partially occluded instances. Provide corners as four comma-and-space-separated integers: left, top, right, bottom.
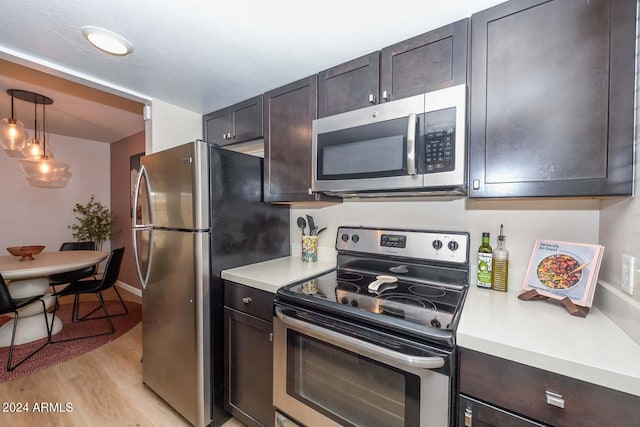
50, 247, 125, 343
0, 273, 51, 371
49, 241, 97, 294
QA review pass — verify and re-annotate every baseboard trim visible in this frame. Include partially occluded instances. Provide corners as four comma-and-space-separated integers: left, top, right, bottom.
116, 280, 142, 298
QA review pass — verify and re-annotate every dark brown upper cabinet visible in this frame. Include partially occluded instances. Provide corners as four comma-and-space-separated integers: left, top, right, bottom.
468, 0, 636, 198
263, 75, 338, 203
317, 19, 468, 118
203, 95, 263, 146
380, 18, 468, 103
317, 52, 380, 118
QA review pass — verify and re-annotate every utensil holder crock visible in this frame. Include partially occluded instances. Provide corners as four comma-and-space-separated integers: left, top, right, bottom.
302, 236, 318, 263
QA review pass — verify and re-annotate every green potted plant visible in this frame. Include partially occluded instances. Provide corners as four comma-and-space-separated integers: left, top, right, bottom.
68, 195, 114, 250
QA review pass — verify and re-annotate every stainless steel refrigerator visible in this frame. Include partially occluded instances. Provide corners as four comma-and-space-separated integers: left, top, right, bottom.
132, 140, 289, 427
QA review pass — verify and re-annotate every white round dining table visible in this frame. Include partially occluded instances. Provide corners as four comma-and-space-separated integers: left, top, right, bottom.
0, 250, 108, 346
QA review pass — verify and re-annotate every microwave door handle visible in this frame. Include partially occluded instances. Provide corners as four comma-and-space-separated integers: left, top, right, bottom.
406, 113, 417, 175
276, 307, 444, 370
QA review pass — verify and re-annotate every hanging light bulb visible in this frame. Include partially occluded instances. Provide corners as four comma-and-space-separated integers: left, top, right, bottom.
10, 90, 71, 188
1, 91, 26, 152
19, 156, 70, 183
21, 98, 45, 159
23, 138, 44, 158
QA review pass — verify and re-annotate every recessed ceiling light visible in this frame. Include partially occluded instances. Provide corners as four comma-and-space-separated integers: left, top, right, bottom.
81, 26, 133, 56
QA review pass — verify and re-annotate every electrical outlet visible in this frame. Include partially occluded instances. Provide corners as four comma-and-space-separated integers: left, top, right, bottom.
621, 254, 634, 295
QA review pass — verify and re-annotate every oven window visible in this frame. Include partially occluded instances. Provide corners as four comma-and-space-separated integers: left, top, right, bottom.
316, 116, 413, 180
286, 331, 420, 427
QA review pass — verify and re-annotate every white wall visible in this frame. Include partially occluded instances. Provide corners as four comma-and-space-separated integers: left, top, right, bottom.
291, 198, 600, 291
595, 28, 640, 343
148, 99, 202, 153
0, 133, 110, 251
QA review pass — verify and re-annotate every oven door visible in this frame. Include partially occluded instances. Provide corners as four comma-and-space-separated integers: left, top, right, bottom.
273, 303, 451, 427
311, 93, 425, 193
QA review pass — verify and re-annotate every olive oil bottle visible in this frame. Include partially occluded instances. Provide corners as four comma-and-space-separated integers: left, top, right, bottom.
492, 225, 509, 292
477, 232, 493, 288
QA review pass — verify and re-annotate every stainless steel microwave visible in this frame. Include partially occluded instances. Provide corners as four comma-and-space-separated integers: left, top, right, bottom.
311, 84, 467, 197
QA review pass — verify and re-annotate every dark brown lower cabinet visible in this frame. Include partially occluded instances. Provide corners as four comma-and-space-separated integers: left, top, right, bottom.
458, 348, 640, 427
459, 395, 546, 427
224, 283, 275, 427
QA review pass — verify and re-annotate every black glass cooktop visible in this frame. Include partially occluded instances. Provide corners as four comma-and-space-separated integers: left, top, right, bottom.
278, 268, 466, 337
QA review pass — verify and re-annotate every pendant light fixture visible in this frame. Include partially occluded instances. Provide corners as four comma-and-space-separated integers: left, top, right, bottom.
2, 89, 72, 188
0, 90, 26, 153
21, 97, 45, 158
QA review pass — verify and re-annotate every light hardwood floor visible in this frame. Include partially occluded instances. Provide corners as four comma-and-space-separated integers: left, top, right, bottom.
0, 288, 245, 427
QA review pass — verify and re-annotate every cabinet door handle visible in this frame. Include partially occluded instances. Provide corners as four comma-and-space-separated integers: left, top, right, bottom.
382, 90, 389, 101
368, 93, 377, 104
269, 333, 273, 342
472, 179, 480, 190
242, 296, 252, 304
545, 389, 565, 408
464, 407, 473, 427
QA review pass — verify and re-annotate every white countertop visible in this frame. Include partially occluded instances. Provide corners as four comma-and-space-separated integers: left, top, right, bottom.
457, 286, 640, 397
221, 256, 336, 293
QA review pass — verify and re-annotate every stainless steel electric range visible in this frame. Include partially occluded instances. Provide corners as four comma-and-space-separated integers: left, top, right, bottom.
273, 226, 470, 427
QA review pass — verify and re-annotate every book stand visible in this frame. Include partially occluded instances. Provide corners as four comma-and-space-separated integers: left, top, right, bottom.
518, 289, 590, 317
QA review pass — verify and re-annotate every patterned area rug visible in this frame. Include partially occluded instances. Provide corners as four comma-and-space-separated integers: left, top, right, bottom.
0, 300, 141, 382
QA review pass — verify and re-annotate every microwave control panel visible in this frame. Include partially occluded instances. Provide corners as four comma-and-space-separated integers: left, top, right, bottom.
423, 106, 457, 174
424, 129, 455, 173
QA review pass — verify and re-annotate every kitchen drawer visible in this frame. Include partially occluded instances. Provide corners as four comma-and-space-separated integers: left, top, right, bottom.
458, 395, 546, 426
224, 281, 274, 322
459, 348, 640, 426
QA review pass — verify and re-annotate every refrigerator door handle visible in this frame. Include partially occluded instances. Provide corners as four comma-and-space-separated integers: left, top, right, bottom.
133, 164, 153, 288
133, 164, 152, 227
132, 227, 153, 288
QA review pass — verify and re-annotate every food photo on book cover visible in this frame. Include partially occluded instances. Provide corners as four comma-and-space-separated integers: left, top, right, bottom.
522, 239, 604, 307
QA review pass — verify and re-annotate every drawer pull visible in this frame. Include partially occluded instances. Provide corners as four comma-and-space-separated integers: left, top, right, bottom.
464, 407, 473, 426
545, 389, 565, 409
242, 297, 252, 304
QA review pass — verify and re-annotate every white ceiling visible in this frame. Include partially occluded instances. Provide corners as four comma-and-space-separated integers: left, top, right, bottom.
0, 0, 507, 143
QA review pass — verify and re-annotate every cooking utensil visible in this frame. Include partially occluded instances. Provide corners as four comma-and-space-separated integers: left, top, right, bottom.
314, 227, 327, 236
566, 262, 589, 277
297, 217, 307, 236
306, 215, 316, 235
368, 275, 398, 293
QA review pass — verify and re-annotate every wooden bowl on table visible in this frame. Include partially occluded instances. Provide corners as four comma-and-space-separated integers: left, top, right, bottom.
6, 245, 46, 261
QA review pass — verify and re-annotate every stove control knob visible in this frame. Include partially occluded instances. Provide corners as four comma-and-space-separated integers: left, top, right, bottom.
350, 299, 359, 308
341, 297, 349, 305
448, 241, 459, 251
432, 239, 443, 250
430, 318, 442, 328
351, 234, 360, 243
341, 233, 350, 242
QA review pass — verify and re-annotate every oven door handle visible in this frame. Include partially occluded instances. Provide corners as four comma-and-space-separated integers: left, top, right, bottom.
406, 113, 417, 176
275, 307, 445, 370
